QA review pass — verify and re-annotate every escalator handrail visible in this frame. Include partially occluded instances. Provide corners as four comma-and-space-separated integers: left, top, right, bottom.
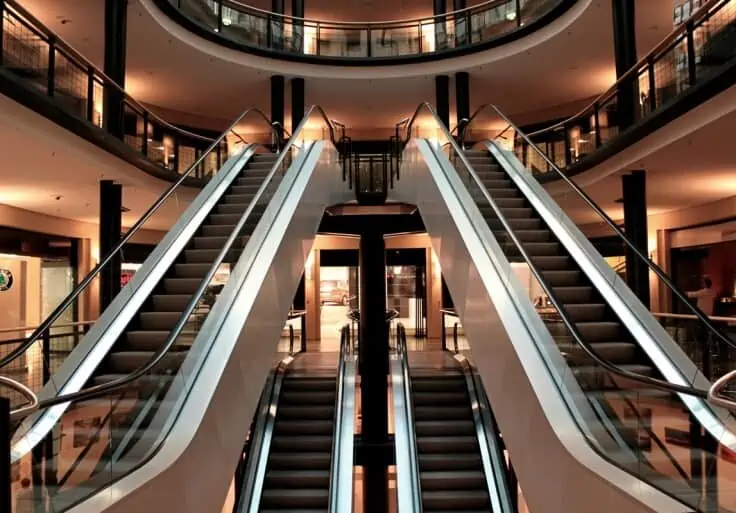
522, 0, 727, 140
709, 370, 736, 410
327, 324, 355, 513
409, 102, 709, 398
396, 323, 423, 513
0, 106, 277, 371
12, 106, 334, 414
1, 376, 38, 421
454, 356, 515, 513
461, 102, 736, 360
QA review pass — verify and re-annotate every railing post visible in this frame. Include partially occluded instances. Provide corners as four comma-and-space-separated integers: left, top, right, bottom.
593, 102, 602, 148
142, 110, 149, 157
86, 67, 95, 123
217, 0, 223, 32
647, 56, 657, 114
686, 21, 697, 87
515, 0, 521, 27
42, 330, 51, 385
563, 125, 572, 167
452, 322, 459, 353
300, 314, 307, 352
289, 324, 294, 354
47, 37, 56, 97
441, 311, 447, 351
0, 397, 9, 513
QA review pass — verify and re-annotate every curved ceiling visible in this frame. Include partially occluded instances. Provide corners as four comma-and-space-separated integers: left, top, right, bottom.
16, 0, 672, 133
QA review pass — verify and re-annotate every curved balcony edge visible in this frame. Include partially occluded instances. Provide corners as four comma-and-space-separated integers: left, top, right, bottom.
153, 0, 577, 66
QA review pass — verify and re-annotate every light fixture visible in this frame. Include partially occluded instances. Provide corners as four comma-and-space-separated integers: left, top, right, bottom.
505, 11, 517, 21
223, 18, 232, 26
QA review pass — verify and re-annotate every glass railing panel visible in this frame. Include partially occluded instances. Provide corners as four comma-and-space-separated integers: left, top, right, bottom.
470, 0, 517, 43
519, 0, 562, 25
221, 6, 269, 48
317, 27, 367, 58
372, 26, 420, 57
178, 0, 218, 31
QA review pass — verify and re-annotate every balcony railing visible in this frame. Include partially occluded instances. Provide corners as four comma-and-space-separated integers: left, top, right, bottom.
164, 0, 571, 61
0, 0, 234, 179
508, 0, 736, 173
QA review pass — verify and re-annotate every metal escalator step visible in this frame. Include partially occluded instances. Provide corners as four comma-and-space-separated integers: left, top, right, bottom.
236, 176, 268, 186
416, 436, 478, 453
164, 277, 202, 294
498, 207, 533, 218
479, 179, 511, 189
419, 453, 482, 470
91, 373, 173, 387
422, 490, 491, 510
474, 170, 506, 181
139, 311, 181, 331
279, 391, 336, 405
251, 153, 278, 161
268, 452, 331, 470
414, 406, 471, 421
281, 377, 337, 391
184, 248, 240, 264
123, 330, 193, 351
105, 351, 186, 374
277, 405, 335, 420
540, 269, 582, 286
552, 286, 594, 303
410, 379, 467, 393
415, 420, 475, 436
208, 212, 260, 225
558, 341, 638, 365
274, 420, 334, 435
152, 294, 192, 311
548, 321, 620, 342
246, 160, 276, 169
271, 436, 332, 452
494, 229, 551, 243
222, 193, 257, 204
420, 470, 487, 490
563, 303, 607, 322
191, 235, 248, 250
174, 263, 211, 278
478, 197, 525, 209
574, 364, 654, 390
230, 185, 261, 195
486, 215, 542, 230
529, 255, 571, 270
501, 241, 559, 256
260, 489, 328, 509
474, 187, 518, 199
217, 202, 265, 215
264, 470, 330, 488
200, 224, 238, 237
413, 392, 468, 405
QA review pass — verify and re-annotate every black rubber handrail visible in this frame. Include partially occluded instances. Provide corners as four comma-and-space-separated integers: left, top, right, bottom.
0, 106, 276, 370
15, 104, 335, 413
405, 102, 710, 398
462, 102, 736, 358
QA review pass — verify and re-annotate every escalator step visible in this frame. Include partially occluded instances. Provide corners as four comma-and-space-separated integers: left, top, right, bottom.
264, 470, 330, 489
271, 436, 332, 452
547, 321, 620, 342
413, 392, 468, 405
200, 224, 238, 237
416, 436, 479, 453
279, 391, 336, 405
415, 420, 475, 437
558, 341, 637, 365
184, 248, 240, 264
164, 277, 202, 295
139, 311, 181, 331
478, 179, 511, 189
500, 241, 559, 256
260, 489, 329, 509
419, 453, 483, 470
575, 364, 654, 390
105, 351, 186, 374
551, 286, 594, 303
414, 406, 471, 421
274, 420, 334, 435
562, 303, 607, 322
191, 235, 249, 250
529, 255, 571, 270
124, 330, 194, 351
152, 294, 192, 311
268, 452, 331, 470
473, 187, 519, 199
281, 377, 337, 390
173, 263, 211, 278
493, 229, 551, 243
222, 193, 258, 204
277, 405, 335, 420
540, 269, 581, 286
410, 378, 466, 393
420, 470, 487, 490
422, 490, 490, 510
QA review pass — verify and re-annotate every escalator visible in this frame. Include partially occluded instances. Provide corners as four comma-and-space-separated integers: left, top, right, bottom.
237, 326, 356, 513
6, 106, 351, 513
393, 103, 736, 513
392, 325, 512, 513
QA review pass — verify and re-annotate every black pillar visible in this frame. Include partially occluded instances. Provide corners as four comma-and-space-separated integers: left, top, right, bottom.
455, 71, 470, 128
433, 0, 447, 49
292, 0, 304, 51
99, 180, 122, 313
622, 170, 650, 307
612, 0, 638, 129
359, 229, 389, 513
453, 0, 468, 46
271, 75, 285, 142
271, 0, 284, 48
291, 77, 305, 134
104, 0, 127, 139
435, 75, 450, 128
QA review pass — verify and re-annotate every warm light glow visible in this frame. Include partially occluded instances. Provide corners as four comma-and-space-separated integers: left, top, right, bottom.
421, 22, 436, 53
304, 25, 317, 55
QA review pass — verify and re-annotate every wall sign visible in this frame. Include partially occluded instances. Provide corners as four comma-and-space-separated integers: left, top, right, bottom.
0, 269, 13, 291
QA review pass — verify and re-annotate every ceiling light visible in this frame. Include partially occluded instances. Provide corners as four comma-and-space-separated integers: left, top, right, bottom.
505, 11, 517, 21
223, 18, 232, 26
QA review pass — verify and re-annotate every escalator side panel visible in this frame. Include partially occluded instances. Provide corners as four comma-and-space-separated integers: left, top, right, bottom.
12, 146, 257, 459
72, 142, 350, 513
391, 139, 687, 513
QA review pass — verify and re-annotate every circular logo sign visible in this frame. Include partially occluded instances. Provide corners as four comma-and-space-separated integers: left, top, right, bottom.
0, 269, 13, 292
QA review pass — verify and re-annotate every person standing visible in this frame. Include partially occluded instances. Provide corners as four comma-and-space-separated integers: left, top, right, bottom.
687, 275, 716, 315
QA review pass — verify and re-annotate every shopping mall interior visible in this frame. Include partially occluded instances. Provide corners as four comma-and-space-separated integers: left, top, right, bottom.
1, 0, 736, 512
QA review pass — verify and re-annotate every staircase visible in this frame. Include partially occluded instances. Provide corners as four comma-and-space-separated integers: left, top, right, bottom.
411, 371, 492, 512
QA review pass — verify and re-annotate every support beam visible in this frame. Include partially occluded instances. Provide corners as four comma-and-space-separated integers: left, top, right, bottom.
359, 229, 388, 513
622, 170, 649, 307
291, 77, 305, 134
455, 71, 470, 129
435, 75, 450, 128
103, 0, 128, 139
99, 180, 122, 313
612, 0, 638, 129
434, 0, 447, 49
271, 75, 285, 142
453, 0, 468, 46
292, 0, 304, 51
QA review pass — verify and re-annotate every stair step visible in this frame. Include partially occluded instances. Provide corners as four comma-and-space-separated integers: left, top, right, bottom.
422, 490, 491, 510
264, 470, 330, 489
419, 453, 483, 470
413, 392, 468, 406
191, 235, 248, 250
277, 405, 335, 420
416, 436, 478, 453
274, 420, 334, 435
139, 311, 180, 331
280, 391, 336, 405
415, 420, 475, 436
552, 286, 594, 303
174, 263, 211, 278
105, 351, 186, 374
184, 248, 240, 264
260, 489, 328, 509
541, 270, 582, 287
152, 294, 191, 312
529, 255, 571, 270
414, 406, 471, 421
269, 452, 331, 470
559, 341, 638, 365
548, 321, 620, 342
411, 377, 467, 393
164, 277, 202, 295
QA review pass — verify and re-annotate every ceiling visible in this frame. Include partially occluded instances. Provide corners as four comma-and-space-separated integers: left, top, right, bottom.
14, 0, 674, 132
